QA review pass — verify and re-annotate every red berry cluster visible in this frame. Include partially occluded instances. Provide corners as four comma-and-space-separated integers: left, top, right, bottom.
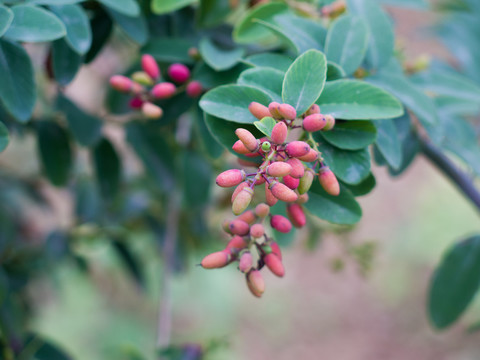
109, 54, 203, 119
201, 101, 340, 297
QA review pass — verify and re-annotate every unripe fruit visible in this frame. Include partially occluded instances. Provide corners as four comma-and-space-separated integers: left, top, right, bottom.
283, 175, 299, 190
141, 54, 160, 80
265, 182, 278, 206
216, 169, 246, 188
303, 114, 326, 132
142, 102, 163, 119
264, 253, 285, 277
132, 71, 154, 86
298, 168, 315, 194
232, 140, 251, 155
285, 141, 311, 158
232, 187, 254, 215
229, 219, 250, 236
297, 193, 309, 204
270, 241, 282, 260
226, 235, 248, 251
248, 102, 271, 120
266, 162, 292, 177
278, 103, 296, 120
255, 203, 270, 218
318, 166, 340, 196
287, 158, 304, 179
110, 75, 132, 92
250, 223, 265, 238
247, 270, 265, 297
188, 47, 201, 60
222, 219, 232, 234
186, 81, 203, 97
201, 250, 230, 269
168, 63, 190, 83
297, 149, 318, 162
235, 128, 259, 152
305, 104, 321, 116
270, 122, 288, 144
270, 181, 298, 202
323, 114, 335, 131
232, 182, 249, 202
270, 214, 292, 233
287, 203, 306, 228
129, 96, 144, 109
237, 210, 256, 224
268, 102, 282, 119
151, 82, 176, 99
261, 141, 271, 153
239, 252, 253, 273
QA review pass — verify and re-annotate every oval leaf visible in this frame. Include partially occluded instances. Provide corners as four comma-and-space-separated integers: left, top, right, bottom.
105, 7, 148, 45
51, 38, 83, 85
237, 67, 284, 103
320, 120, 377, 150
244, 53, 293, 72
50, 4, 91, 54
92, 137, 121, 200
98, 0, 140, 16
0, 5, 14, 37
199, 38, 244, 71
152, 0, 196, 14
374, 119, 402, 169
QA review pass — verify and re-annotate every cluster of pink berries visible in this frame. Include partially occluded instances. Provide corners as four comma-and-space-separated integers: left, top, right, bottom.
201, 100, 340, 297
109, 54, 203, 119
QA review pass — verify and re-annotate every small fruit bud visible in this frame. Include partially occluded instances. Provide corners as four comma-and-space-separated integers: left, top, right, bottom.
266, 162, 292, 177
268, 102, 282, 119
265, 182, 278, 206
232, 181, 249, 202
287, 203, 306, 228
235, 128, 259, 152
285, 141, 311, 158
282, 175, 299, 190
226, 235, 248, 251
129, 96, 144, 109
286, 158, 304, 179
270, 181, 298, 202
247, 270, 265, 297
303, 114, 326, 132
264, 253, 285, 277
319, 166, 340, 196
270, 241, 282, 260
229, 219, 250, 236
261, 141, 271, 153
323, 114, 335, 131
270, 122, 288, 144
239, 252, 253, 273
132, 71, 154, 86
250, 223, 265, 238
232, 187, 254, 215
270, 214, 292, 233
248, 102, 271, 120
297, 149, 318, 162
141, 54, 160, 80
278, 103, 296, 120
255, 203, 270, 218
186, 81, 203, 97
188, 47, 201, 60
110, 75, 132, 92
305, 104, 320, 116
168, 63, 190, 83
151, 82, 176, 99
237, 210, 256, 224
216, 169, 246, 187
297, 193, 309, 204
298, 168, 315, 194
142, 102, 163, 119
201, 250, 230, 269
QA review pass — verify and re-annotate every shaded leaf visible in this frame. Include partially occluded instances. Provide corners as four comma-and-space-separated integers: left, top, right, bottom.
50, 4, 91, 54
92, 137, 121, 200
319, 120, 376, 150
199, 37, 244, 71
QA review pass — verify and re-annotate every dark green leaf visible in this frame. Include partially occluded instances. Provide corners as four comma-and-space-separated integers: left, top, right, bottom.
326, 61, 346, 81
85, 8, 112, 63
197, 0, 232, 28
319, 120, 377, 150
237, 67, 283, 103
75, 177, 101, 223
0, 121, 9, 152
253, 116, 276, 138
244, 53, 293, 72
182, 150, 212, 207
151, 0, 196, 14
0, 5, 14, 37
106, 7, 148, 45
142, 38, 194, 64
30, 335, 73, 360
387, 114, 419, 176
98, 0, 140, 16
51, 38, 83, 85
341, 172, 376, 197
193, 62, 246, 88
199, 38, 244, 71
193, 105, 223, 159
374, 118, 402, 170
92, 137, 121, 200
112, 239, 145, 288
50, 4, 91, 54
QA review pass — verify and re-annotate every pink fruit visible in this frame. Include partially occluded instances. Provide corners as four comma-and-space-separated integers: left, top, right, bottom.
305, 104, 320, 116
168, 63, 190, 83
237, 210, 256, 224
303, 114, 326, 132
216, 169, 246, 187
286, 158, 304, 179
287, 203, 306, 228
268, 102, 282, 119
264, 253, 285, 277
248, 102, 271, 120
226, 235, 248, 251
247, 270, 265, 297
250, 223, 265, 238
266, 162, 292, 177
297, 149, 318, 162
278, 104, 296, 120
110, 75, 132, 92
318, 166, 340, 196
235, 128, 259, 152
269, 181, 298, 202
232, 181, 249, 202
151, 82, 176, 99
255, 203, 270, 218
265, 182, 278, 206
186, 81, 203, 97
229, 219, 250, 236
129, 96, 144, 109
201, 250, 230, 269
285, 141, 311, 158
239, 252, 253, 273
141, 54, 160, 80
142, 102, 163, 119
270, 215, 292, 233
232, 187, 254, 215
270, 241, 282, 260
270, 121, 288, 144
282, 175, 299, 190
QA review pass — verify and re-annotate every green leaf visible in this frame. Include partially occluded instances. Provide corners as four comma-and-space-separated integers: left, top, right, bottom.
316, 80, 404, 120
182, 150, 212, 207
4, 5, 66, 42
0, 121, 9, 152
98, 0, 139, 17
22, 0, 84, 4
199, 38, 244, 71
193, 62, 246, 88
429, 235, 480, 329
305, 181, 362, 224
197, 0, 232, 28
244, 53, 293, 72
0, 5, 14, 37
105, 7, 148, 45
341, 172, 376, 197
193, 105, 223, 159
320, 121, 376, 150
112, 239, 145, 288
282, 49, 327, 116
386, 114, 419, 176
0, 39, 36, 122
37, 121, 72, 187
92, 137, 121, 200
253, 116, 276, 138
30, 335, 73, 360
326, 61, 346, 81
50, 4, 91, 54
237, 67, 283, 103
199, 84, 272, 124
85, 9, 112, 63
57, 95, 102, 147
51, 38, 83, 85
142, 38, 194, 64
346, 0, 394, 69
325, 15, 368, 75
374, 119, 402, 170
152, 0, 196, 14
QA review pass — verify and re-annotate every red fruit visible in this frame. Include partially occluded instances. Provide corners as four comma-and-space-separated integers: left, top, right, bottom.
305, 104, 321, 116
264, 253, 285, 277
235, 128, 259, 152
282, 175, 299, 190
265, 182, 278, 206
285, 141, 311, 158
232, 140, 251, 155
278, 104, 296, 120
232, 182, 249, 202
201, 250, 230, 269
323, 114, 336, 131
142, 102, 163, 119
303, 114, 326, 132
151, 82, 176, 99
287, 203, 306, 228
129, 96, 144, 109
298, 168, 315, 194
270, 181, 298, 202
250, 223, 265, 238
216, 169, 246, 187
268, 102, 282, 119
237, 210, 256, 224
247, 270, 265, 297
239, 252, 253, 273
270, 215, 292, 233
110, 75, 132, 92
232, 187, 254, 215
229, 219, 250, 236
248, 102, 271, 120
270, 241, 282, 260
286, 158, 304, 179
168, 63, 190, 83
297, 149, 318, 162
318, 166, 340, 196
141, 54, 160, 80
186, 81, 203, 97
266, 162, 292, 177
270, 121, 288, 144
226, 235, 248, 251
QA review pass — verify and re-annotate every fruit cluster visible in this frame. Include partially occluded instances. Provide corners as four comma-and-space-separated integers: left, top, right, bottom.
201, 101, 340, 297
109, 54, 203, 119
